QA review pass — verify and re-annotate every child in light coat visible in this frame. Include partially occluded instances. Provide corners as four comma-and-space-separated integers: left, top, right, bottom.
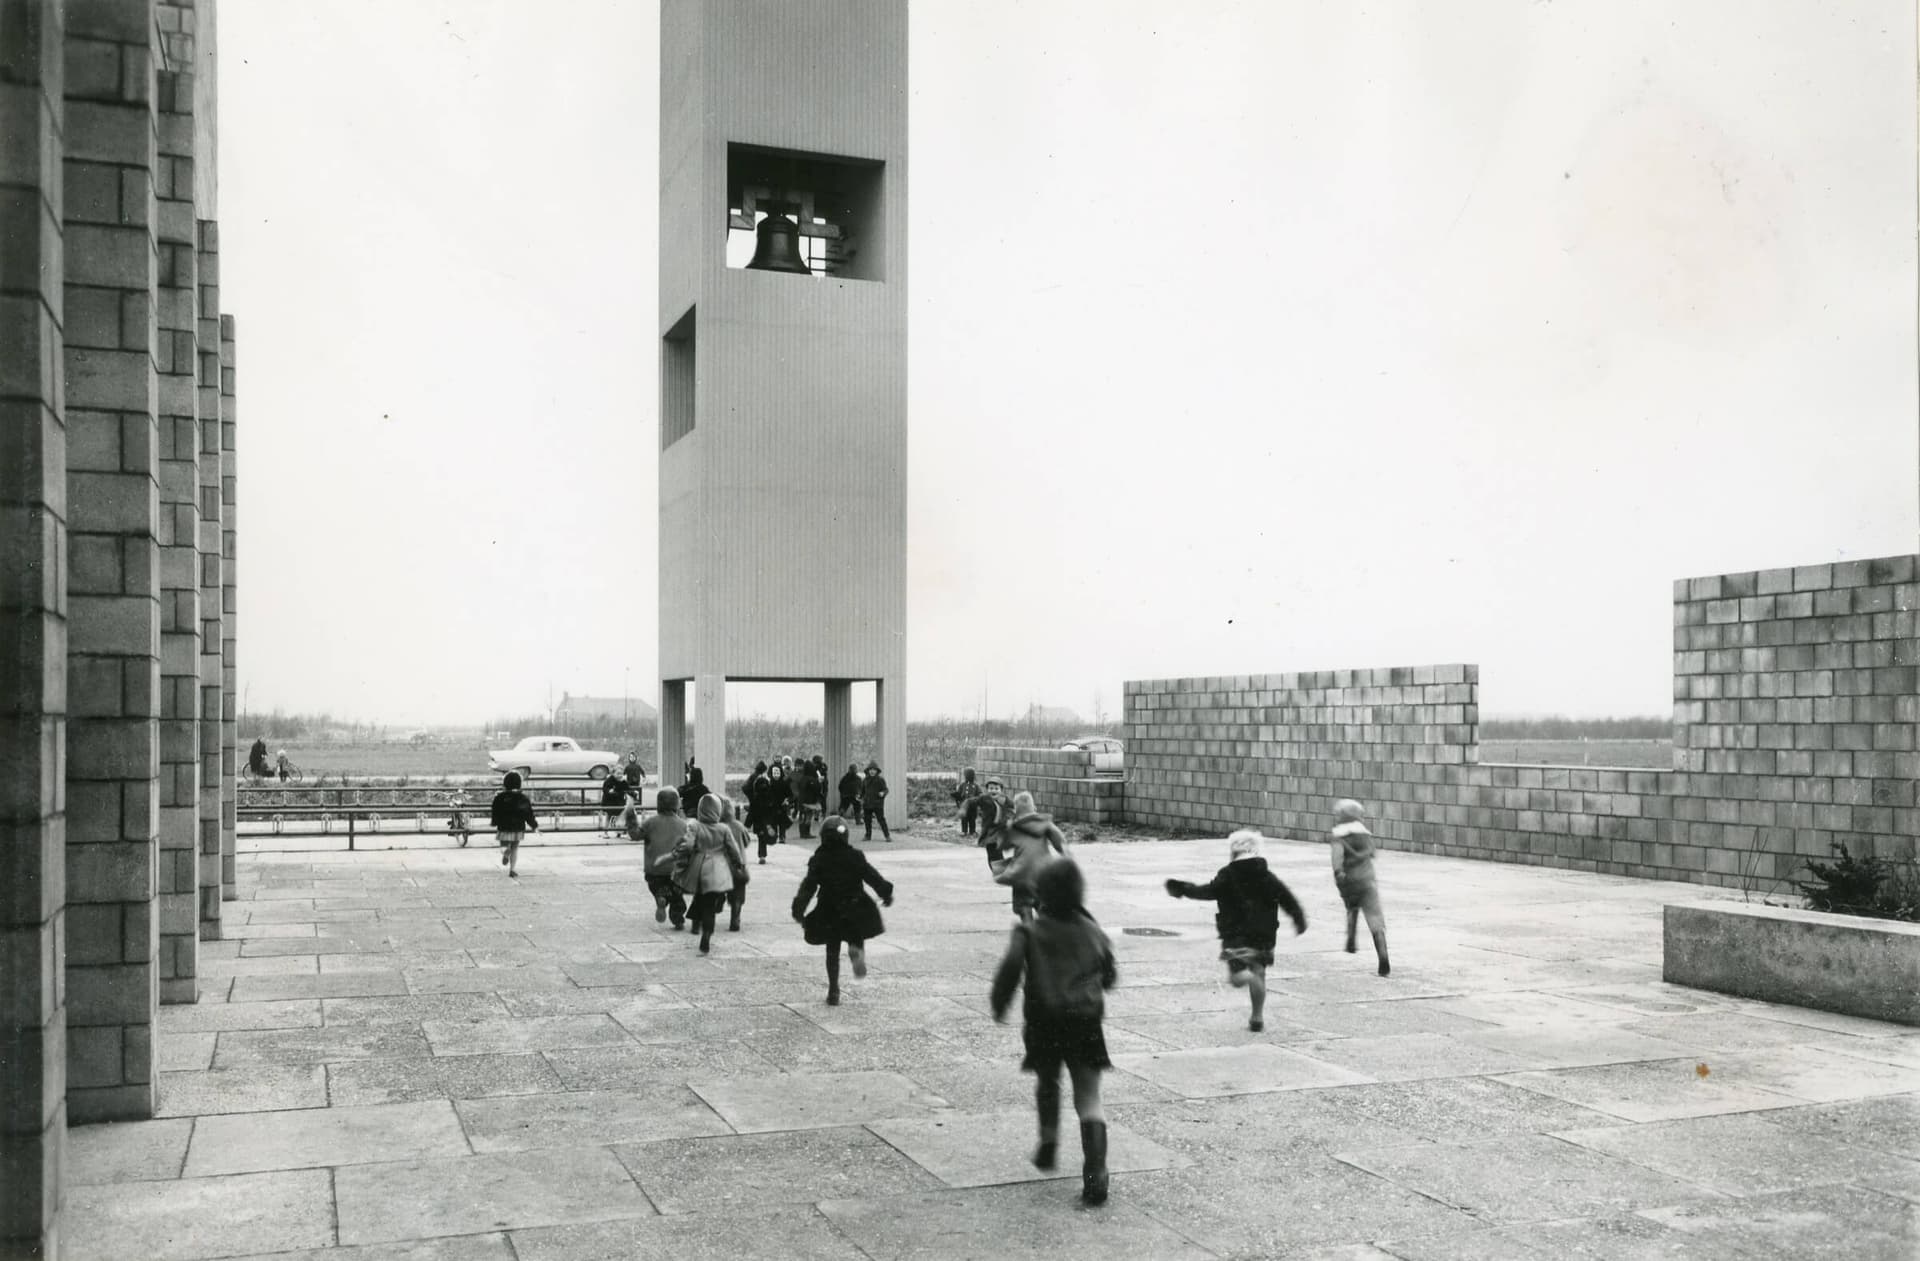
1331, 799, 1389, 976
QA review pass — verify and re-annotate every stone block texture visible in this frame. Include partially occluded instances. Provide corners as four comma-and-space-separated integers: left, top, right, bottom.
218, 309, 234, 897
1122, 556, 1917, 891
153, 14, 199, 998
973, 747, 1125, 826
196, 215, 221, 933
0, 0, 71, 1251
61, 0, 163, 1124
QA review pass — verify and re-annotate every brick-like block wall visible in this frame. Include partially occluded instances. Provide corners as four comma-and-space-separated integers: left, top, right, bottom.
0, 0, 71, 1249
974, 747, 1126, 825
194, 216, 221, 933
1121, 556, 1918, 891
61, 0, 162, 1123
218, 310, 235, 898
152, 35, 199, 1000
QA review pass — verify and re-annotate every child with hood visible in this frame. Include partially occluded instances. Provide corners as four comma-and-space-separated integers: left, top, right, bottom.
790, 814, 895, 1006
717, 796, 752, 932
488, 771, 539, 879
990, 860, 1117, 1206
677, 763, 711, 817
664, 794, 745, 954
992, 791, 1069, 921
635, 788, 689, 928
1330, 799, 1389, 976
1165, 829, 1307, 1031
859, 761, 891, 841
837, 763, 862, 816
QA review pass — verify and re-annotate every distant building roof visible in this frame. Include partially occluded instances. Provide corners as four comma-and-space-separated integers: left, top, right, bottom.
553, 694, 659, 722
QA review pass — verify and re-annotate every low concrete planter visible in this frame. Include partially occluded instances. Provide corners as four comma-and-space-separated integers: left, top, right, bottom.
1663, 901, 1920, 1026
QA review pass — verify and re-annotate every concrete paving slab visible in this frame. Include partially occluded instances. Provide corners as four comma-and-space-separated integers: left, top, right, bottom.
199, 954, 321, 977
541, 1041, 780, 1088
1712, 1044, 1920, 1103
64, 1168, 334, 1260
497, 984, 691, 1018
818, 1182, 1219, 1260
1113, 1042, 1374, 1098
1619, 1010, 1885, 1054
66, 1117, 192, 1184
1292, 1032, 1535, 1082
1640, 1184, 1918, 1259
691, 1069, 950, 1133
327, 1052, 565, 1105
455, 1085, 732, 1151
1553, 1110, 1920, 1198
1452, 1022, 1698, 1070
421, 1013, 633, 1056
1303, 1076, 1618, 1144
1123, 1155, 1479, 1257
224, 1237, 516, 1261
320, 992, 513, 1024
215, 1025, 433, 1067
334, 1146, 657, 1245
1336, 1131, 1728, 1224
511, 1204, 870, 1261
746, 1024, 978, 1074
158, 1065, 329, 1117
185, 1099, 469, 1175
240, 934, 394, 957
617, 1126, 944, 1213
1751, 1092, 1920, 1158
160, 1031, 218, 1072
157, 998, 323, 1033
612, 1002, 832, 1045
232, 970, 409, 1001
1495, 1058, 1805, 1122
868, 1109, 1191, 1188
1821, 1033, 1920, 1070
405, 965, 574, 993
1109, 1008, 1317, 1049
1376, 1212, 1744, 1261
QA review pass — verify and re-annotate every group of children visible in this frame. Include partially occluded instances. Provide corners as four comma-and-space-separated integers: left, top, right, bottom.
487, 764, 1390, 1211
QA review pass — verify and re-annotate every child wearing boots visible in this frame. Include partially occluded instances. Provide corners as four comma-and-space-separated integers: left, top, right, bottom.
1165, 829, 1307, 1031
990, 860, 1117, 1206
952, 767, 982, 835
635, 788, 689, 928
791, 815, 894, 1006
1331, 799, 1389, 976
993, 791, 1069, 922
489, 771, 539, 878
718, 796, 751, 932
665, 794, 745, 954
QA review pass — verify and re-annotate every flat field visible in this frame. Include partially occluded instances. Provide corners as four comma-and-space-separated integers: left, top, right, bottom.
270, 737, 1676, 779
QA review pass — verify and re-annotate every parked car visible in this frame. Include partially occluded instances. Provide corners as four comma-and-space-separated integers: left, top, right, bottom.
1060, 736, 1125, 774
487, 736, 620, 779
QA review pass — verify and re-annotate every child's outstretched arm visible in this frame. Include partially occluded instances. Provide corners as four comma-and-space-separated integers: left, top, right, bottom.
1166, 873, 1223, 901
861, 857, 895, 906
791, 866, 820, 922
1272, 874, 1308, 935
989, 924, 1028, 1021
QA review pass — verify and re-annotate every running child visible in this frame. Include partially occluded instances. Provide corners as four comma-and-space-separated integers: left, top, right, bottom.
1165, 829, 1307, 1031
1331, 798, 1389, 976
489, 771, 539, 878
791, 815, 894, 1006
990, 860, 1117, 1206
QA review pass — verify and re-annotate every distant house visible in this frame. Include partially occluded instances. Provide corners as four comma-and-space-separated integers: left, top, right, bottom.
1023, 704, 1082, 727
553, 694, 659, 726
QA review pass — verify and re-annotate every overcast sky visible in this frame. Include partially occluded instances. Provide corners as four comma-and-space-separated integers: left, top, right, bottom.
219, 0, 1917, 727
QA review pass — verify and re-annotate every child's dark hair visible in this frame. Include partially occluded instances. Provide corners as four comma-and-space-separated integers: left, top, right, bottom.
503, 771, 522, 791
1034, 859, 1085, 916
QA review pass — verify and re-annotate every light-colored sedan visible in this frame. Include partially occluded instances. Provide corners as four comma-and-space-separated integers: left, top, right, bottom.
487, 736, 621, 779
1060, 736, 1125, 774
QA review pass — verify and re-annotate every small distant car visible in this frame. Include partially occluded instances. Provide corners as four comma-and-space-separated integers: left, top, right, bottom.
1060, 736, 1125, 774
487, 736, 620, 779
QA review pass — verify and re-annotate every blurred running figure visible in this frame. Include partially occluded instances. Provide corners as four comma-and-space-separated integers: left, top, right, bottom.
1331, 799, 1389, 976
1165, 829, 1306, 1031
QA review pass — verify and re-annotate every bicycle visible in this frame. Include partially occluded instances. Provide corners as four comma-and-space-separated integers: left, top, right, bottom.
446, 793, 472, 847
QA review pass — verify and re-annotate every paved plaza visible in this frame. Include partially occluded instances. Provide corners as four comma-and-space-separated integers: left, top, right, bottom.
63, 827, 1918, 1260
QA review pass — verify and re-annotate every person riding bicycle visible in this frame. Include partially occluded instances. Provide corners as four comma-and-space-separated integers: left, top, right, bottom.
247, 737, 270, 778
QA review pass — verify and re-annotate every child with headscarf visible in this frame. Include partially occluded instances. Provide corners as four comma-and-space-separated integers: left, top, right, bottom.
990, 860, 1117, 1206
1330, 799, 1389, 975
717, 796, 752, 931
635, 788, 688, 928
791, 815, 894, 1006
1165, 829, 1307, 1031
665, 794, 745, 954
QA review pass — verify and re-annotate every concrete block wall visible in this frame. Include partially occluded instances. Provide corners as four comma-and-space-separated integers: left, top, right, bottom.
60, 0, 163, 1123
196, 217, 223, 923
152, 11, 200, 1001
218, 309, 234, 898
974, 747, 1126, 825
1120, 554, 1919, 892
2, 1, 234, 1250
0, 0, 72, 1249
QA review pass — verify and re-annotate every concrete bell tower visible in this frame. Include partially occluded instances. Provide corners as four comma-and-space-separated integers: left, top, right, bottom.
656, 0, 909, 790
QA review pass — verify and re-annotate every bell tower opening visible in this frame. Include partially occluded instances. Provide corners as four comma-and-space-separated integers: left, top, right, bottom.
725, 143, 886, 281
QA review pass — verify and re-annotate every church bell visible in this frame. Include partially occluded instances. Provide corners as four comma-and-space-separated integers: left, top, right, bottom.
745, 212, 811, 274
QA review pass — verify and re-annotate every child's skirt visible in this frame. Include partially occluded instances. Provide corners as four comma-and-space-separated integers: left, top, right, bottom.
1020, 1013, 1111, 1075
1220, 945, 1273, 974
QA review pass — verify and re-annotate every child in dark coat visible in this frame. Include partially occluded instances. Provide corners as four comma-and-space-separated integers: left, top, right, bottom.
990, 860, 1117, 1206
1165, 830, 1307, 1031
860, 761, 891, 841
488, 771, 539, 878
791, 815, 894, 1006
837, 764, 862, 816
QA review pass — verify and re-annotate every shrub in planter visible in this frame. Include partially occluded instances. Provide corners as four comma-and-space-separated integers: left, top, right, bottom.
1797, 842, 1919, 922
